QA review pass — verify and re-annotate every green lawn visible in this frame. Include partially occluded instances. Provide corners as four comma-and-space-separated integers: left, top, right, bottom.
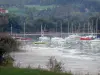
0, 67, 72, 75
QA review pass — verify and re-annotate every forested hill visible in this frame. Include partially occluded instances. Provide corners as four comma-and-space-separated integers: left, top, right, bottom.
0, 0, 100, 33
0, 0, 100, 5
0, 0, 100, 11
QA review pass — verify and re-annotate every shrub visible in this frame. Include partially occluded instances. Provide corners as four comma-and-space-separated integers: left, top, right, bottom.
47, 56, 63, 73
2, 54, 14, 66
0, 34, 20, 66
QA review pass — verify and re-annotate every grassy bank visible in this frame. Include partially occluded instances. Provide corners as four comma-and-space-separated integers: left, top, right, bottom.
0, 67, 72, 75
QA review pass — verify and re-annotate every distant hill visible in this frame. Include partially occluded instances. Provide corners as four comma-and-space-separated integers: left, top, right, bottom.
0, 0, 100, 5
0, 0, 100, 12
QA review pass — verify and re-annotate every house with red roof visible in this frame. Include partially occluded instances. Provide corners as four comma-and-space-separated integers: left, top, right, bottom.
0, 8, 8, 14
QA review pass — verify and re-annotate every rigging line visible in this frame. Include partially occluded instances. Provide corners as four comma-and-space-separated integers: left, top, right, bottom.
80, 0, 84, 5
72, 0, 84, 5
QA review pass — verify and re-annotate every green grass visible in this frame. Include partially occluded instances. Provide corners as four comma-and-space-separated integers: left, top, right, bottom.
25, 5, 55, 10
0, 67, 72, 75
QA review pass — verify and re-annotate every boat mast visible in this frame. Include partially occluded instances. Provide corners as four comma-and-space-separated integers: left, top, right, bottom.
55, 22, 57, 36
41, 24, 44, 37
72, 22, 73, 34
78, 22, 80, 33
88, 21, 90, 35
83, 23, 85, 34
24, 22, 25, 38
96, 18, 98, 36
90, 20, 93, 35
68, 21, 69, 35
11, 24, 12, 35
61, 22, 62, 38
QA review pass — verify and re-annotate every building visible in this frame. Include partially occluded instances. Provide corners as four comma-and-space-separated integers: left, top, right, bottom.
0, 8, 8, 14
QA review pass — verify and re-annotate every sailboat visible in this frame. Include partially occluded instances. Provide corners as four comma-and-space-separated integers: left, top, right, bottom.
51, 22, 65, 47
90, 18, 100, 46
12, 23, 32, 41
64, 22, 80, 49
33, 24, 50, 44
11, 24, 22, 40
80, 21, 96, 40
65, 22, 80, 41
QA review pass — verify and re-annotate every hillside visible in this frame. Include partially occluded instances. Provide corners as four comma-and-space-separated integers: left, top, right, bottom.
0, 0, 100, 33
0, 0, 100, 12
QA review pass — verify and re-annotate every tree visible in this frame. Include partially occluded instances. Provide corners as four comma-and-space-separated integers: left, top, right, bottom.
0, 34, 20, 66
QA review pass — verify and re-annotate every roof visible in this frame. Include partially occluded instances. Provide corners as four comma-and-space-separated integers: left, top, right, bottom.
0, 8, 8, 13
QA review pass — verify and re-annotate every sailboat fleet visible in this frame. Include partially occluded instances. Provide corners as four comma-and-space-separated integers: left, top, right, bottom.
10, 20, 100, 48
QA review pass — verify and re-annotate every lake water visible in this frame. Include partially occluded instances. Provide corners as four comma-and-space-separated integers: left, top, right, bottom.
11, 34, 100, 75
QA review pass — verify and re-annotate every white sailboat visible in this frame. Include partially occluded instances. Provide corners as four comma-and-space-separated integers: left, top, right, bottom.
65, 22, 80, 41
91, 18, 100, 45
64, 22, 80, 49
79, 19, 100, 52
80, 21, 96, 40
20, 23, 32, 42
33, 24, 50, 44
39, 24, 50, 41
89, 19, 100, 53
51, 22, 65, 47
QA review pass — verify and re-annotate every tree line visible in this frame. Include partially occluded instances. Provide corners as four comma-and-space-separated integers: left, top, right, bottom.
0, 13, 100, 33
